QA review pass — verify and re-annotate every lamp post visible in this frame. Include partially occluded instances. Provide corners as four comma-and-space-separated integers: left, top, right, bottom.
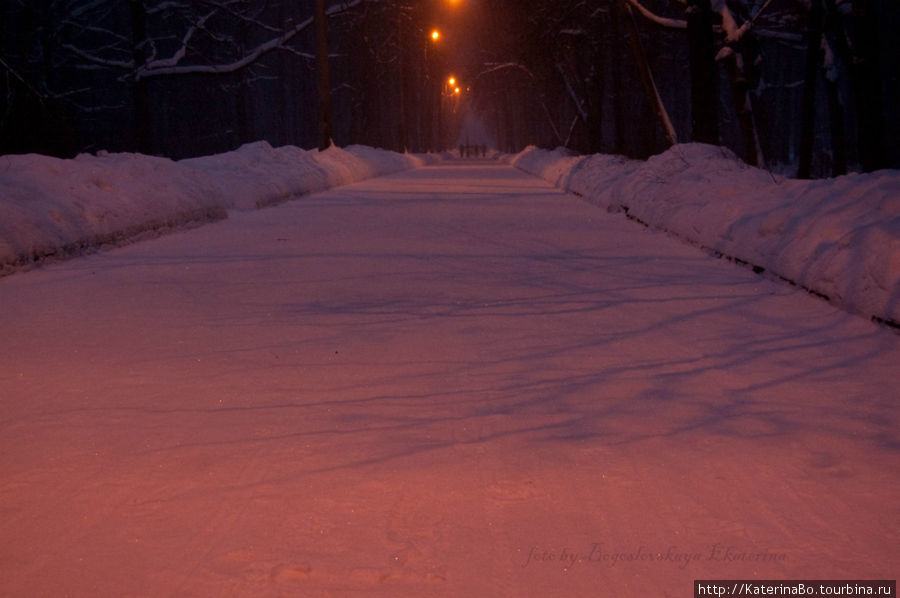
424, 29, 442, 151
443, 76, 464, 151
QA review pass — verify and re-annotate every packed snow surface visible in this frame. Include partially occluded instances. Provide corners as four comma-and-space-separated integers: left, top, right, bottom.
507, 144, 900, 327
1, 163, 897, 597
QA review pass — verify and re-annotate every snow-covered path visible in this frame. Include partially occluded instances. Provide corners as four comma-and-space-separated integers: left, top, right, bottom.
1, 163, 897, 597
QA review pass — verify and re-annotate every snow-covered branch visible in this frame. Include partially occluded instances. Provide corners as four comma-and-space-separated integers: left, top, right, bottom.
137, 14, 313, 78
142, 10, 217, 71
61, 43, 134, 70
0, 56, 46, 99
135, 0, 363, 79
555, 62, 588, 122
326, 0, 365, 17
625, 0, 799, 41
70, 0, 118, 19
478, 62, 537, 80
146, 1, 191, 16
624, 0, 687, 30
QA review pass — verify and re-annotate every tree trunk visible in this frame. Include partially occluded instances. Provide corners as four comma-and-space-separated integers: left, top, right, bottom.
686, 0, 719, 144
797, 0, 823, 179
587, 20, 605, 154
608, 6, 628, 155
315, 0, 332, 150
822, 0, 848, 176
620, 0, 677, 147
723, 52, 762, 166
130, 0, 152, 154
846, 0, 884, 172
396, 12, 408, 152
824, 72, 847, 176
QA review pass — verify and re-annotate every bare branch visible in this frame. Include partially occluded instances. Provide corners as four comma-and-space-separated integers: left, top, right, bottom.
0, 56, 46, 100
61, 43, 134, 70
555, 62, 588, 122
624, 0, 687, 29
135, 0, 364, 79
137, 14, 313, 78
143, 10, 217, 70
478, 62, 537, 80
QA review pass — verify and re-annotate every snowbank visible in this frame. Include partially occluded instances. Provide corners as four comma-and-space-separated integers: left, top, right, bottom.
182, 142, 427, 210
509, 144, 900, 327
0, 143, 428, 274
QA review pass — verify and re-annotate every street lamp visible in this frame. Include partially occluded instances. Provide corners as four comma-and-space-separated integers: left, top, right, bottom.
423, 29, 443, 151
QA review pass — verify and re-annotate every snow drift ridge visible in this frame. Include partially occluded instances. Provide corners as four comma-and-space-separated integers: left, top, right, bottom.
0, 143, 428, 275
507, 144, 900, 328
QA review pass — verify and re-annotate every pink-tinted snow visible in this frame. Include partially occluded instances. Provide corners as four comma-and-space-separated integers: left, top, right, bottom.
1, 163, 897, 597
509, 144, 900, 327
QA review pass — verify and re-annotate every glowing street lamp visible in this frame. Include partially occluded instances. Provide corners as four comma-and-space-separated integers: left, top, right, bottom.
424, 29, 443, 151
448, 76, 456, 86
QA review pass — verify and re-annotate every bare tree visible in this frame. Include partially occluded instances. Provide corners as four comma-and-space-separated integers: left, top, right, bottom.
1, 0, 363, 155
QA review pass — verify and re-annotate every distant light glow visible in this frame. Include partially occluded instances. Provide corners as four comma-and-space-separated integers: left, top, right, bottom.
448, 77, 456, 86
431, 30, 440, 41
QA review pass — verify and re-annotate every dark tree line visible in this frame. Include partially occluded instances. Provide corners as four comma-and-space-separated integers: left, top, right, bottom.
0, 0, 454, 158
464, 0, 898, 175
1, 0, 897, 175
1, 0, 361, 158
